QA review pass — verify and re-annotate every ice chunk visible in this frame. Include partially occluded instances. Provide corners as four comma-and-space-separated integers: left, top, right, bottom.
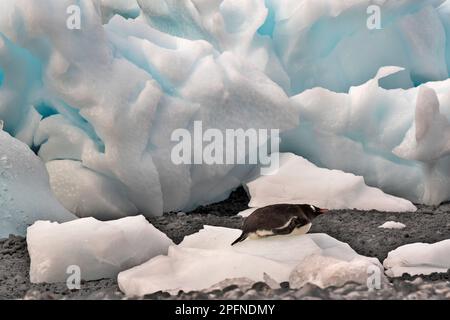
383, 239, 450, 277
118, 225, 380, 296
285, 66, 450, 206
393, 86, 450, 205
245, 153, 416, 212
289, 254, 387, 289
0, 130, 75, 238
27, 215, 173, 283
378, 221, 406, 230
393, 86, 450, 162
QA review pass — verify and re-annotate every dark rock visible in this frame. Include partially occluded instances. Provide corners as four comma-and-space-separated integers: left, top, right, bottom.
252, 282, 270, 292
222, 285, 239, 293
294, 283, 326, 299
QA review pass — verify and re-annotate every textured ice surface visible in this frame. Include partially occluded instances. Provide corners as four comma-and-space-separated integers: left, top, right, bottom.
284, 67, 450, 205
2, 0, 450, 221
378, 221, 406, 230
118, 225, 380, 296
265, 0, 448, 93
27, 215, 173, 283
383, 239, 450, 277
46, 160, 139, 220
245, 153, 416, 212
0, 0, 297, 219
0, 130, 75, 238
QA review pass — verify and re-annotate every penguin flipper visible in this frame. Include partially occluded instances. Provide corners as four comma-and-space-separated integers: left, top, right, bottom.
231, 232, 248, 246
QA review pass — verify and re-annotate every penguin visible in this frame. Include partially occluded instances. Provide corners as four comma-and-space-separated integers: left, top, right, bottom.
231, 203, 328, 246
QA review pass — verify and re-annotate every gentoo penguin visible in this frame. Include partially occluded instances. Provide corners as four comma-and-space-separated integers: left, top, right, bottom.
231, 204, 328, 245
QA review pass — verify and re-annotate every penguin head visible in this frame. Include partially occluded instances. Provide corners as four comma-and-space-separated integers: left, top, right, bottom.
307, 205, 328, 218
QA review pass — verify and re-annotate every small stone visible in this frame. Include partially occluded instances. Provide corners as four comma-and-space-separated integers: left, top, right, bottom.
223, 289, 243, 300
207, 289, 222, 298
192, 292, 209, 299
419, 284, 433, 290
406, 291, 430, 300
18, 284, 28, 291
302, 296, 323, 300
241, 289, 259, 300
222, 285, 239, 293
410, 278, 424, 286
345, 291, 363, 300
143, 290, 171, 300
294, 283, 324, 299
251, 282, 270, 292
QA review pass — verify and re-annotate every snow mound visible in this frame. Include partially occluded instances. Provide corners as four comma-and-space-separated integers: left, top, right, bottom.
245, 153, 416, 212
383, 239, 450, 277
27, 215, 173, 283
0, 130, 75, 238
118, 225, 381, 296
378, 221, 406, 229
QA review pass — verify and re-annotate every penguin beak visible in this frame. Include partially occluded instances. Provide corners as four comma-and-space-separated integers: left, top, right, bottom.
319, 208, 329, 213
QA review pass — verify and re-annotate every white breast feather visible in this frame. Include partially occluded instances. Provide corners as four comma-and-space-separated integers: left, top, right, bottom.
249, 218, 312, 239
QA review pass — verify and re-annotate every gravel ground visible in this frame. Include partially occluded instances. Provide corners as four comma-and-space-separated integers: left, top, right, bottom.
1, 188, 450, 300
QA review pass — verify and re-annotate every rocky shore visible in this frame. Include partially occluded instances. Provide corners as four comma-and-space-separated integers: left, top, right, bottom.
1, 188, 449, 300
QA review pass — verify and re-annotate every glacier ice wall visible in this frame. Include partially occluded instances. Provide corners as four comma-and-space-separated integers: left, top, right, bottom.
0, 0, 298, 219
0, 130, 75, 238
2, 0, 450, 220
283, 67, 450, 205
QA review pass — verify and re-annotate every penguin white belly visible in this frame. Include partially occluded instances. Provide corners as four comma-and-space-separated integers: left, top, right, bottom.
247, 222, 312, 239
291, 222, 312, 235
248, 230, 275, 239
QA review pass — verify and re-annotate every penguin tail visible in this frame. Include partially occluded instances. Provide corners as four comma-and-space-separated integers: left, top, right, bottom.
231, 232, 248, 246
